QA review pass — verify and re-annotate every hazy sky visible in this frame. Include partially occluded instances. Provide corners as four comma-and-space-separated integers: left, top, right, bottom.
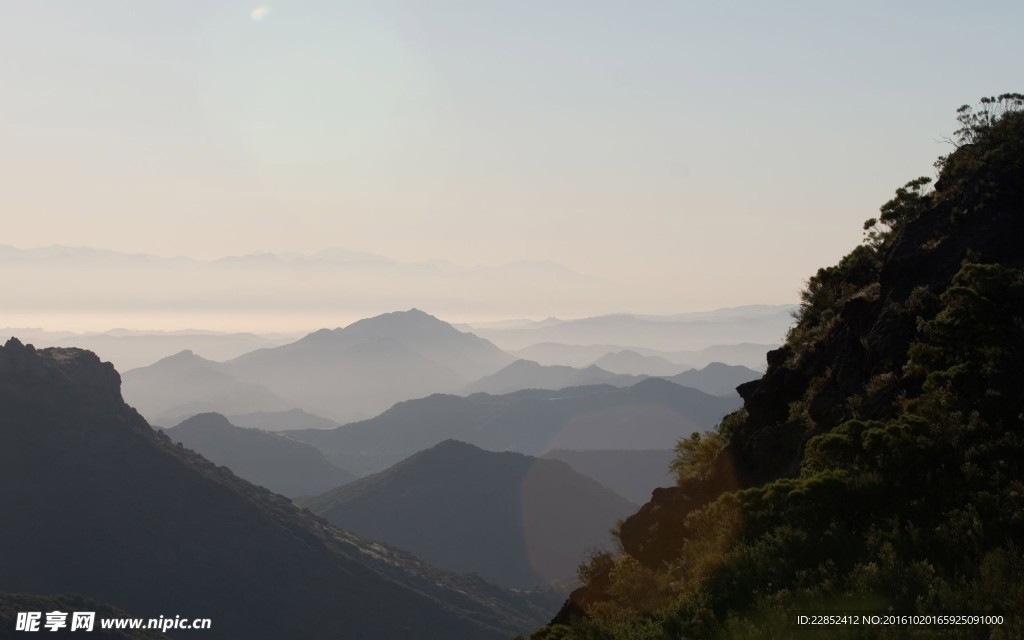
2, 1, 1021, 328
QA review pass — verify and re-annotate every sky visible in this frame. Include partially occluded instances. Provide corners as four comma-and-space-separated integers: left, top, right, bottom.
2, 1, 1021, 330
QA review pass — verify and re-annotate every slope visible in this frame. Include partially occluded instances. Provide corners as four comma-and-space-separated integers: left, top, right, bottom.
164, 413, 355, 497
121, 350, 291, 424
291, 379, 740, 476
223, 309, 514, 421
462, 360, 641, 395
0, 338, 554, 640
303, 440, 637, 588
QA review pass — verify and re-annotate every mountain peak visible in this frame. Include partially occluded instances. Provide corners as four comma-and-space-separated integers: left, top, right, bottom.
306, 439, 636, 588
0, 341, 124, 416
345, 308, 453, 332
172, 411, 236, 431
151, 349, 212, 367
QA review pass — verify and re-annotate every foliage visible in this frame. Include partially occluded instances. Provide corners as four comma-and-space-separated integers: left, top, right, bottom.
670, 430, 727, 484
540, 95, 1024, 639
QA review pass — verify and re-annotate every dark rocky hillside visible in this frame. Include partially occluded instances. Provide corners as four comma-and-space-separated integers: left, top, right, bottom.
0, 339, 554, 640
0, 593, 169, 639
530, 95, 1024, 639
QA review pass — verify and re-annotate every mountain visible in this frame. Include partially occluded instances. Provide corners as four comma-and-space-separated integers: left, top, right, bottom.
540, 449, 676, 504
465, 306, 796, 352
511, 341, 777, 371
302, 441, 636, 588
542, 96, 1024, 637
227, 408, 337, 431
662, 362, 762, 396
591, 350, 683, 376
664, 342, 777, 371
163, 413, 355, 497
121, 350, 291, 424
511, 343, 649, 368
0, 338, 554, 639
222, 309, 515, 421
462, 360, 641, 395
290, 379, 741, 476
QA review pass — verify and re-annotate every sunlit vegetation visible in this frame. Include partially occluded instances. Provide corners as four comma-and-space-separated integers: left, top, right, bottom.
526, 95, 1024, 639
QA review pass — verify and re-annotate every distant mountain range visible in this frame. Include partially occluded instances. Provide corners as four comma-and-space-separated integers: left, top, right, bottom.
121, 350, 293, 423
289, 378, 741, 476
540, 449, 676, 504
461, 360, 760, 399
0, 338, 553, 639
76, 309, 763, 428
122, 310, 514, 423
163, 413, 355, 497
592, 349, 683, 376
662, 362, 762, 397
462, 360, 639, 395
225, 408, 337, 431
221, 309, 513, 421
464, 305, 796, 352
302, 440, 636, 588
511, 341, 778, 371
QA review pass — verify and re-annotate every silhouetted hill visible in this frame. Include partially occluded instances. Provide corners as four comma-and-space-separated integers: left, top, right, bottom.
227, 408, 337, 431
541, 96, 1024, 638
462, 360, 640, 395
662, 362, 761, 396
223, 309, 514, 421
164, 413, 355, 497
291, 379, 740, 476
0, 338, 554, 639
303, 441, 636, 588
540, 449, 676, 504
121, 350, 291, 423
592, 350, 683, 376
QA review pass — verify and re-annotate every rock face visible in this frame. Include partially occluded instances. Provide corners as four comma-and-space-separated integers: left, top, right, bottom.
304, 440, 637, 588
0, 339, 554, 640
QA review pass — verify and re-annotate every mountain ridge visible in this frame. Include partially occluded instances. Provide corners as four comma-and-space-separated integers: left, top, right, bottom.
163, 412, 355, 497
303, 440, 637, 588
0, 337, 554, 639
